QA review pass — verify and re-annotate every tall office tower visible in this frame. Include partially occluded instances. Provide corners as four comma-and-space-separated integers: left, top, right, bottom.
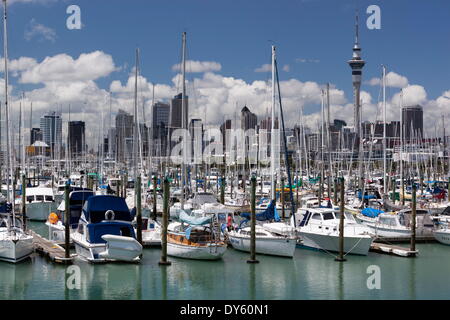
240, 106, 258, 131
402, 105, 423, 142
115, 109, 134, 161
170, 93, 189, 130
151, 102, 170, 156
347, 13, 365, 136
68, 121, 85, 158
30, 128, 42, 144
40, 111, 62, 157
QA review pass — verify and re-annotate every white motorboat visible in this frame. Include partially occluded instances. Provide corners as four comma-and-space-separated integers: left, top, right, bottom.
23, 187, 58, 221
70, 195, 142, 263
291, 208, 373, 255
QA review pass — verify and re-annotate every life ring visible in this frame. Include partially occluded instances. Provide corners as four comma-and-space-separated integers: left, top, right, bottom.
105, 210, 115, 220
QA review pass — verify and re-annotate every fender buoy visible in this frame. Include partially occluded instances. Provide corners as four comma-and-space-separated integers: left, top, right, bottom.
48, 212, 58, 224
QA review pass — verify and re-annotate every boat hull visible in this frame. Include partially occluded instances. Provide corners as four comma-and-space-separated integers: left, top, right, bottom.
228, 234, 296, 258
434, 229, 450, 245
298, 230, 373, 256
167, 241, 227, 260
0, 231, 34, 263
26, 202, 58, 221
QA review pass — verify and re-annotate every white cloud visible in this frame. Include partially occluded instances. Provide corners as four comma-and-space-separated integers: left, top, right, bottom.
295, 58, 320, 63
282, 64, 290, 72
171, 60, 221, 73
367, 71, 409, 88
20, 51, 117, 84
254, 64, 271, 73
24, 18, 57, 42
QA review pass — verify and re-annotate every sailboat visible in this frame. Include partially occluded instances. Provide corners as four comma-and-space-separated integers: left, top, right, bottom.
0, 0, 33, 263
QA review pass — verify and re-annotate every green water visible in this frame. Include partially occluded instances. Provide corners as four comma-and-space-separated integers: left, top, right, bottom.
1, 222, 450, 300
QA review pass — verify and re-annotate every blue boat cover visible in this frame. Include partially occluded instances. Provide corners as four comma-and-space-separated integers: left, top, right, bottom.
240, 200, 281, 222
83, 195, 132, 224
87, 221, 135, 243
357, 191, 376, 200
180, 210, 212, 226
361, 207, 383, 218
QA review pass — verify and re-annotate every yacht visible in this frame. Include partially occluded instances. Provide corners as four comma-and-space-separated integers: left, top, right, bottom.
70, 195, 142, 263
291, 208, 373, 255
23, 187, 58, 221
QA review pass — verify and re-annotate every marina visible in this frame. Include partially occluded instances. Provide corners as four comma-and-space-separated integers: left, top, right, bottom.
0, 0, 449, 303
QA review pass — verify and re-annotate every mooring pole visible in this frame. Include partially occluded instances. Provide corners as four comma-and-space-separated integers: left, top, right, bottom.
136, 175, 142, 245
64, 183, 70, 259
247, 176, 259, 264
335, 177, 346, 262
116, 179, 121, 197
159, 177, 171, 266
152, 175, 157, 220
333, 176, 338, 206
220, 175, 225, 204
411, 184, 417, 255
21, 174, 27, 231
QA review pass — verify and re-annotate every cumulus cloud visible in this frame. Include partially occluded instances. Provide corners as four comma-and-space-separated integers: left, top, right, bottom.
24, 19, 57, 42
282, 64, 290, 72
254, 64, 271, 73
171, 60, 221, 73
367, 71, 409, 88
20, 51, 117, 84
295, 58, 320, 63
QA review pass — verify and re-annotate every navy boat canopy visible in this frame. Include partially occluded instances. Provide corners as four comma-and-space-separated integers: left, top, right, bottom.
241, 200, 280, 222
82, 195, 132, 224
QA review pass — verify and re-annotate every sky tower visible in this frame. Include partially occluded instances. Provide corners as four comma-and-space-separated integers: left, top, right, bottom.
348, 13, 365, 137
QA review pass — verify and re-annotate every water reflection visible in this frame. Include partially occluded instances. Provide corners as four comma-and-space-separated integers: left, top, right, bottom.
0, 259, 33, 299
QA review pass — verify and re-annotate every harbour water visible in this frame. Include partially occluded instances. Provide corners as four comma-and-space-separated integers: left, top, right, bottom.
1, 222, 450, 300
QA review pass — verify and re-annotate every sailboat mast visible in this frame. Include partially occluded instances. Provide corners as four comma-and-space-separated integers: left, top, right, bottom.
382, 65, 387, 193
270, 45, 276, 201
181, 32, 187, 209
133, 48, 139, 180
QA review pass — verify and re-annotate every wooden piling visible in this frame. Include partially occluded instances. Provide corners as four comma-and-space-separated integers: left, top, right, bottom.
159, 177, 171, 266
21, 174, 27, 231
335, 177, 346, 262
247, 176, 259, 264
64, 183, 70, 259
410, 184, 417, 256
152, 175, 157, 220
136, 175, 142, 245
220, 175, 225, 204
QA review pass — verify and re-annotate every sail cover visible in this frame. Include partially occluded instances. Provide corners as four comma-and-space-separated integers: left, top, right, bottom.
179, 210, 212, 226
361, 207, 383, 218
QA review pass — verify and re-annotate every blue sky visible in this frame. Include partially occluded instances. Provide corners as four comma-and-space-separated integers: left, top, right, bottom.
3, 0, 450, 143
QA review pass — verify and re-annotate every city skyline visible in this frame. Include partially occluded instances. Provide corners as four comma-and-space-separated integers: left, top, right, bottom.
0, 0, 448, 150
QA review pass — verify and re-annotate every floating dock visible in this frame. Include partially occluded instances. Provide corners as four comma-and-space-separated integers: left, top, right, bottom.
370, 242, 418, 257
30, 230, 75, 264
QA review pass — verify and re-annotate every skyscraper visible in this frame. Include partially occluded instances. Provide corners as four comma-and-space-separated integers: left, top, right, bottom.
40, 111, 62, 157
30, 128, 42, 145
68, 121, 85, 158
115, 109, 134, 161
240, 106, 258, 131
402, 105, 423, 141
348, 13, 365, 136
170, 93, 189, 130
151, 102, 170, 156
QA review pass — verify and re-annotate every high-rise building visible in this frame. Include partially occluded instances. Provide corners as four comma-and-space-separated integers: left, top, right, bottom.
348, 14, 365, 136
115, 109, 134, 161
402, 105, 423, 141
30, 128, 42, 144
170, 93, 189, 130
40, 111, 62, 157
68, 121, 85, 158
240, 106, 258, 131
151, 102, 170, 156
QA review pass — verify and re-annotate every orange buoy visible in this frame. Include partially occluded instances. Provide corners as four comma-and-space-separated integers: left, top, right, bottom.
48, 212, 58, 224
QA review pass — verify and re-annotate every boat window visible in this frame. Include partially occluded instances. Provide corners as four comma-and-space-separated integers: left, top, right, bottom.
36, 195, 44, 201
379, 217, 397, 227
256, 232, 266, 236
310, 214, 322, 221
45, 196, 54, 202
322, 212, 335, 220
78, 224, 84, 235
120, 227, 131, 237
27, 196, 34, 203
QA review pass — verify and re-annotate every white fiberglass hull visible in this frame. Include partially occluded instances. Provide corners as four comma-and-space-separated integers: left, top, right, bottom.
71, 232, 141, 263
26, 202, 58, 221
434, 229, 450, 245
142, 229, 161, 246
167, 241, 227, 260
298, 229, 373, 256
0, 230, 34, 263
228, 233, 296, 258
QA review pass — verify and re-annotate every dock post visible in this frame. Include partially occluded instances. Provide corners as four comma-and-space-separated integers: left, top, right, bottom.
22, 174, 27, 231
410, 184, 417, 256
247, 176, 259, 264
152, 175, 157, 220
159, 177, 171, 266
281, 176, 285, 220
318, 175, 323, 205
335, 177, 346, 262
448, 177, 450, 203
391, 179, 396, 202
220, 175, 225, 204
64, 183, 70, 259
333, 176, 338, 206
116, 179, 121, 197
136, 175, 142, 245
124, 174, 128, 198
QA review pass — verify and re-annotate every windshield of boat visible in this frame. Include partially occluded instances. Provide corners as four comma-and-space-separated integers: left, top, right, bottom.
322, 212, 335, 220
194, 193, 217, 205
